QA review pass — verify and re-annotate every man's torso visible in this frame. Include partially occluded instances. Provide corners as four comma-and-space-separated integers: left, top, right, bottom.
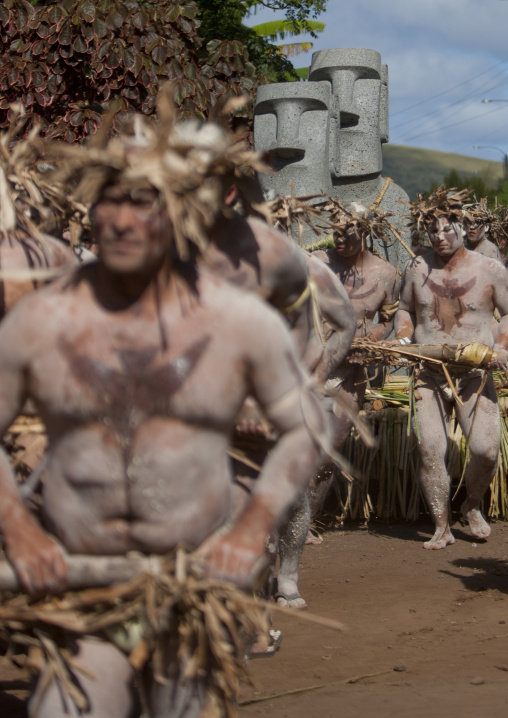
410, 250, 499, 345
11, 267, 282, 556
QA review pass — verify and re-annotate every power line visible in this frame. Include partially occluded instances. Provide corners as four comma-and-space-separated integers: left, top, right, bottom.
391, 58, 508, 117
400, 103, 507, 143
390, 71, 508, 134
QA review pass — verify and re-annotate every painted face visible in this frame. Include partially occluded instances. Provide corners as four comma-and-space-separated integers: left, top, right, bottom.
92, 186, 171, 274
334, 227, 363, 258
428, 216, 465, 258
466, 223, 487, 246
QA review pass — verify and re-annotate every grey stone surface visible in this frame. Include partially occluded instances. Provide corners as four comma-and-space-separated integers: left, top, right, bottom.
253, 48, 412, 270
253, 82, 332, 198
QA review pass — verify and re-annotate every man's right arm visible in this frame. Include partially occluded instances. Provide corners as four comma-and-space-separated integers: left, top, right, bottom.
0, 304, 67, 594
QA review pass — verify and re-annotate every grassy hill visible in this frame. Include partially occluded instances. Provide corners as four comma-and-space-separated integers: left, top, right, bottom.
382, 144, 504, 199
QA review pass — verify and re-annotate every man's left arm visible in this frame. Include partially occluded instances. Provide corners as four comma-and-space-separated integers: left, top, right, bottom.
308, 258, 356, 386
201, 310, 324, 589
490, 265, 508, 369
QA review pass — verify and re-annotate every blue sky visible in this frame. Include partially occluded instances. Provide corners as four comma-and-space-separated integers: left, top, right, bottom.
245, 0, 508, 163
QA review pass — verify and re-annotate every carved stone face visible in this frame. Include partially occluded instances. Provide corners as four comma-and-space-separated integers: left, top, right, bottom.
309, 48, 387, 179
253, 82, 332, 196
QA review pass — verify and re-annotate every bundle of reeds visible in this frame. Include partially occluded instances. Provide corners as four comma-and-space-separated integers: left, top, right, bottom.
327, 376, 508, 524
348, 339, 495, 369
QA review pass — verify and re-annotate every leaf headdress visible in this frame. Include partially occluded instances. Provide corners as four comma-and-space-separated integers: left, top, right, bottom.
46, 85, 270, 260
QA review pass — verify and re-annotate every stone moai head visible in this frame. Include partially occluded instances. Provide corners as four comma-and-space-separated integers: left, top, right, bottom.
309, 48, 388, 179
253, 82, 332, 197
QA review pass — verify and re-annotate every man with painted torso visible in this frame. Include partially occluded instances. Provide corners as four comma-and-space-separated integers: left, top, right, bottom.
203, 203, 356, 611
0, 129, 325, 716
394, 215, 508, 549
465, 222, 503, 262
313, 209, 400, 457
269, 207, 400, 610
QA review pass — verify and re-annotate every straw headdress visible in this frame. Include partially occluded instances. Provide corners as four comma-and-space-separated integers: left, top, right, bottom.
405, 185, 474, 235
0, 104, 69, 243
321, 198, 394, 248
257, 192, 394, 251
46, 85, 270, 260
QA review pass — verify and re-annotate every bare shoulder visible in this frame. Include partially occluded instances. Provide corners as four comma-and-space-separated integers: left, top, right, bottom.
368, 253, 398, 280
198, 271, 292, 343
403, 253, 431, 279
305, 251, 345, 294
39, 234, 78, 266
0, 265, 91, 365
247, 217, 305, 265
311, 248, 332, 265
469, 250, 508, 280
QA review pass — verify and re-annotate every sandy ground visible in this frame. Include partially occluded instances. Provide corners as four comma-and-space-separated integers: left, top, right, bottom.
1, 517, 508, 717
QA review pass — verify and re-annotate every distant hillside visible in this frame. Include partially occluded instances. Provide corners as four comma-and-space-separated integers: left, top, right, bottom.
382, 145, 504, 199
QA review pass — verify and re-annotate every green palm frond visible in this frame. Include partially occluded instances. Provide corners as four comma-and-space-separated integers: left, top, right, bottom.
252, 19, 325, 41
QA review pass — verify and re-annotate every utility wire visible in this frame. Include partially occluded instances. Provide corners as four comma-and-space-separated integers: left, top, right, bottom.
400, 103, 506, 143
391, 71, 508, 133
391, 58, 508, 117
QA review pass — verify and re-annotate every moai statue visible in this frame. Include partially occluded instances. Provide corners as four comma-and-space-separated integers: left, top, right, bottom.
253, 82, 333, 197
254, 48, 412, 269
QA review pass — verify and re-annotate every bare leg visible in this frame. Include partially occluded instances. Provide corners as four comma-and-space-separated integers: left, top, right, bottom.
456, 373, 500, 540
415, 374, 455, 550
278, 368, 365, 603
308, 368, 366, 522
28, 636, 138, 718
276, 493, 310, 609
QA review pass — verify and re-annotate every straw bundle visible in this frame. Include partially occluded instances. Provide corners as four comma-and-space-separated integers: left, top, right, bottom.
325, 378, 508, 524
347, 339, 495, 369
0, 549, 270, 718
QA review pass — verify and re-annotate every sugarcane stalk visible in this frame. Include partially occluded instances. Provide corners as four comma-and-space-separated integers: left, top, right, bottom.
0, 555, 163, 593
349, 340, 496, 370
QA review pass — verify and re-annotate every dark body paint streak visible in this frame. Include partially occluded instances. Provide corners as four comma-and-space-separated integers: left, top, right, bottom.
61, 337, 211, 447
427, 277, 476, 332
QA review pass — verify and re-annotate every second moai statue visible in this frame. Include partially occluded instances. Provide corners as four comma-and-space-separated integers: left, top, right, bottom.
254, 48, 412, 269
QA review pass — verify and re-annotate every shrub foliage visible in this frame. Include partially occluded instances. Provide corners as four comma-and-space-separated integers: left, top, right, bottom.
0, 0, 260, 140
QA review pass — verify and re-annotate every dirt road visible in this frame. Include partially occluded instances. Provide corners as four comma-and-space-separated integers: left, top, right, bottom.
240, 519, 508, 718
2, 518, 508, 717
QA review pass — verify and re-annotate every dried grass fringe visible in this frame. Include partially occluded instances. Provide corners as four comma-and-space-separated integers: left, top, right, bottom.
0, 550, 270, 718
327, 391, 508, 524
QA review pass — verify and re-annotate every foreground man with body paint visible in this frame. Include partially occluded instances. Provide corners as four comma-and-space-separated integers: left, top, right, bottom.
0, 99, 325, 717
394, 190, 508, 549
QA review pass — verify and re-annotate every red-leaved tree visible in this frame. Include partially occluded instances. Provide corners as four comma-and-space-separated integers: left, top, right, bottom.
0, 0, 261, 140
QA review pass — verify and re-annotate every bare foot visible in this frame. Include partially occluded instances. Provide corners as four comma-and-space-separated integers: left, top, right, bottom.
305, 530, 323, 545
275, 591, 307, 610
462, 505, 491, 540
423, 526, 456, 550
